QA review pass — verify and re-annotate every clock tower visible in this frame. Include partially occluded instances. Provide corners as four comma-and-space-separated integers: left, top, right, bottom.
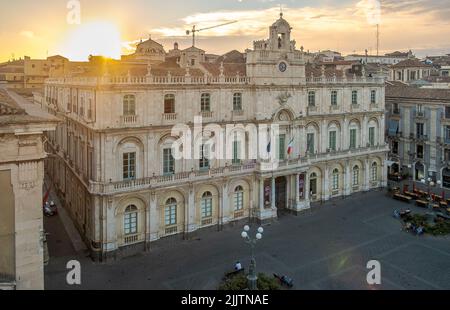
246, 13, 306, 85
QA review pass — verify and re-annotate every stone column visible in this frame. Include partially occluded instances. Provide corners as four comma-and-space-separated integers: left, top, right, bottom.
323, 166, 330, 201
221, 182, 230, 226
271, 176, 276, 209
148, 191, 159, 242
364, 159, 370, 191
186, 184, 196, 234
344, 161, 351, 196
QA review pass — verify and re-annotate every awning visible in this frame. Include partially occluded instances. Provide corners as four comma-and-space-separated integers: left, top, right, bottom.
388, 120, 399, 137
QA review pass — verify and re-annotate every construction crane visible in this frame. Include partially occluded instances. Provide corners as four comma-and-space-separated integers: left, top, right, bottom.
186, 21, 238, 47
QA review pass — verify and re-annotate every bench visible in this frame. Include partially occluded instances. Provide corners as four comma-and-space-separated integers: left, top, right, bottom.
404, 191, 419, 199
416, 200, 428, 208
394, 194, 412, 203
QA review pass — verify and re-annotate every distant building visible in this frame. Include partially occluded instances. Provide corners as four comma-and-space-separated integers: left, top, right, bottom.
389, 58, 432, 83
345, 50, 413, 65
385, 82, 450, 186
0, 87, 57, 289
0, 55, 70, 89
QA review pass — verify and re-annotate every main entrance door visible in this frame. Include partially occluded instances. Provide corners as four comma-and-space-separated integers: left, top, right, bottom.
275, 176, 287, 212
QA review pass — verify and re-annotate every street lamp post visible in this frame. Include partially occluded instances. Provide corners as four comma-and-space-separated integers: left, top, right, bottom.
420, 178, 442, 206
241, 225, 264, 290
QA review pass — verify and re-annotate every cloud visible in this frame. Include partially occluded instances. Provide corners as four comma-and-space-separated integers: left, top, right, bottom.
126, 0, 450, 57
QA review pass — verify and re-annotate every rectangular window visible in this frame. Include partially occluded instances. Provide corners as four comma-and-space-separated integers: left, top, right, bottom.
352, 90, 358, 105
331, 90, 338, 106
308, 91, 315, 107
234, 192, 243, 211
416, 123, 424, 138
352, 169, 359, 186
233, 93, 242, 111
122, 152, 136, 180
370, 90, 377, 105
165, 206, 177, 226
329, 131, 336, 151
445, 106, 450, 119
392, 141, 399, 154
201, 198, 212, 219
417, 145, 424, 159
200, 94, 211, 112
369, 127, 375, 146
199, 145, 209, 170
393, 103, 400, 114
163, 148, 175, 174
445, 149, 450, 161
124, 212, 137, 235
87, 99, 93, 119
232, 140, 241, 165
445, 126, 450, 141
307, 133, 315, 154
350, 129, 357, 149
278, 134, 286, 160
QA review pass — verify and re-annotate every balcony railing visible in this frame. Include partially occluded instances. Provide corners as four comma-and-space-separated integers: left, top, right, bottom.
201, 111, 213, 118
162, 113, 177, 121
121, 115, 138, 124
89, 145, 389, 195
232, 110, 244, 117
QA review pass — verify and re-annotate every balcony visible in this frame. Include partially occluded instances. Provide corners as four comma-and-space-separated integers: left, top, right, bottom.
415, 111, 425, 118
121, 115, 138, 125
200, 111, 213, 118
350, 104, 360, 112
89, 145, 389, 195
162, 113, 177, 121
232, 110, 244, 118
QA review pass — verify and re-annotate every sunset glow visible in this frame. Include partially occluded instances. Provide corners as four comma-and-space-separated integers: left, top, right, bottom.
58, 21, 122, 61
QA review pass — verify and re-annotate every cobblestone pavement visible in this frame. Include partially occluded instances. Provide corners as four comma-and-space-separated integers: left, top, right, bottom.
44, 189, 450, 290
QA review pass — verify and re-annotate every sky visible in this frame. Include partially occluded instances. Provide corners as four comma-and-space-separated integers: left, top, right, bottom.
1, 0, 450, 62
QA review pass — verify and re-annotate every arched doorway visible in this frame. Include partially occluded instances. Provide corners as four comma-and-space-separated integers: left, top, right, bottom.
415, 162, 425, 181
275, 176, 287, 211
443, 168, 450, 189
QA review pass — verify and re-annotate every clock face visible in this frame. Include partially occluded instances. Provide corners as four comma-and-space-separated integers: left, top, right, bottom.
279, 62, 287, 72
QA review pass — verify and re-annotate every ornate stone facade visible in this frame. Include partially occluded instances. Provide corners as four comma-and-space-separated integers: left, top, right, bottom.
41, 16, 388, 261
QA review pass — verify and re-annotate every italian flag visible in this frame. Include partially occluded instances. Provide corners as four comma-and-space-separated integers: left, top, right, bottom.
287, 137, 294, 155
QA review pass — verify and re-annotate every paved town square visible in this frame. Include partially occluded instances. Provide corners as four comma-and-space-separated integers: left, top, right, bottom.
44, 189, 450, 290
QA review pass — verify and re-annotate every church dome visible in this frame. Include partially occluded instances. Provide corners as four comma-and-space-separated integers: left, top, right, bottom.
271, 13, 291, 30
135, 38, 166, 56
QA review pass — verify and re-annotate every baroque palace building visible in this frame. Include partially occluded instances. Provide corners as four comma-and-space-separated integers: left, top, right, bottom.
40, 15, 388, 260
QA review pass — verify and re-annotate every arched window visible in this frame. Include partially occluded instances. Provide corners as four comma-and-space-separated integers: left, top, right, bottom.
201, 191, 213, 219
371, 162, 378, 181
234, 186, 244, 211
123, 95, 136, 116
200, 93, 211, 112
164, 94, 175, 114
352, 166, 359, 186
165, 198, 177, 226
124, 205, 138, 235
332, 169, 339, 190
233, 93, 242, 111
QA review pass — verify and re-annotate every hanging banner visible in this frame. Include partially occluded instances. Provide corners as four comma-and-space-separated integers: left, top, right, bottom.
264, 179, 271, 207
299, 174, 305, 200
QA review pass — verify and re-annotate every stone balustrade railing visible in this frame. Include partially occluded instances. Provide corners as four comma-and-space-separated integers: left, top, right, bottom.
88, 145, 388, 195
45, 74, 383, 86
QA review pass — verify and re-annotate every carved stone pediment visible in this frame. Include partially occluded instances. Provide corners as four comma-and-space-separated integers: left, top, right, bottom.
276, 91, 292, 106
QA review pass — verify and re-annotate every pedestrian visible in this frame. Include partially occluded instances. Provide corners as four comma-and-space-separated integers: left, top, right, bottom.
235, 261, 242, 271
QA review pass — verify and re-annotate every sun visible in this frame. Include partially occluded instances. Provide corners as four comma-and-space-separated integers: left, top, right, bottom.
58, 21, 122, 61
